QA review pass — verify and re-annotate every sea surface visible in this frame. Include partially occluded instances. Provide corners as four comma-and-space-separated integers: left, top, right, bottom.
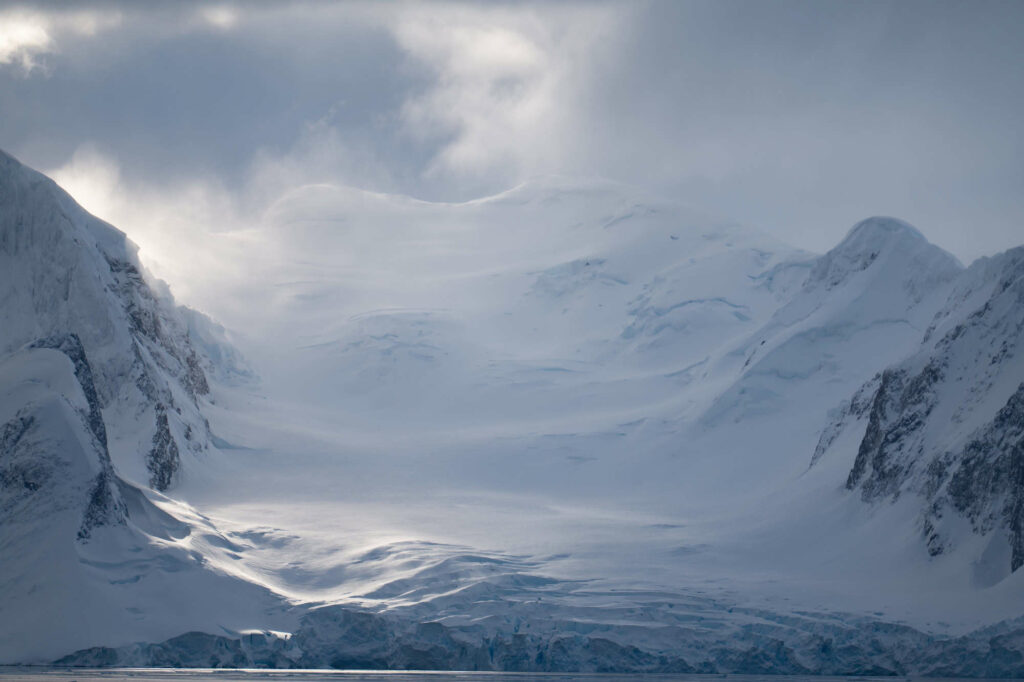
0, 670, 1004, 682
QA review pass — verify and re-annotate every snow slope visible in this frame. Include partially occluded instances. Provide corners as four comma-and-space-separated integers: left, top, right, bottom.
173, 179, 1023, 638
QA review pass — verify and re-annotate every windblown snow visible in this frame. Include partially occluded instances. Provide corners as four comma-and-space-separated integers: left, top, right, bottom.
1, 149, 1023, 675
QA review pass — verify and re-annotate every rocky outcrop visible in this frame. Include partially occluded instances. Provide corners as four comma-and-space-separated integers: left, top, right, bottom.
147, 404, 181, 491
939, 383, 1024, 571
845, 362, 943, 499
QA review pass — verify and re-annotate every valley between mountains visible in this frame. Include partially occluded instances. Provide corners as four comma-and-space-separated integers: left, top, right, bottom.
2, 148, 1023, 676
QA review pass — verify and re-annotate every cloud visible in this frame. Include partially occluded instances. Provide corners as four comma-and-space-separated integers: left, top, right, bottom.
46, 143, 121, 222
0, 9, 55, 73
4, 0, 1023, 277
392, 4, 617, 190
44, 121, 400, 317
0, 6, 121, 75
47, 143, 246, 309
245, 114, 396, 205
198, 6, 239, 31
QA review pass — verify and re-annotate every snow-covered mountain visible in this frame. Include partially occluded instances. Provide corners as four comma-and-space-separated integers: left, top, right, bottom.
814, 244, 1024, 586
0, 150, 215, 491
2, 149, 1023, 674
0, 150, 290, 661
675, 217, 965, 499
711, 216, 963, 426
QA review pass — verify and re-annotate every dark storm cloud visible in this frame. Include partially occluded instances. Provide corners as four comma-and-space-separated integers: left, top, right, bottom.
0, 0, 1021, 263
0, 3, 428, 191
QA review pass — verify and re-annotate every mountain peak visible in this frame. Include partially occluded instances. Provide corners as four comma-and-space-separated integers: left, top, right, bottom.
808, 216, 961, 292
841, 216, 927, 251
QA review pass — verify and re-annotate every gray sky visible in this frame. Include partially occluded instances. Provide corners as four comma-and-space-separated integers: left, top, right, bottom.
1, 0, 1022, 272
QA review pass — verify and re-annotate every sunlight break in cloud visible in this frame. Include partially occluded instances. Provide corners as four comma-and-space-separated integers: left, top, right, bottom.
46, 143, 246, 307
199, 6, 240, 31
393, 5, 616, 186
0, 9, 53, 73
0, 7, 121, 74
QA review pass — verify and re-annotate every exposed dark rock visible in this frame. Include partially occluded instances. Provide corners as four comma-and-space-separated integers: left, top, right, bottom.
148, 404, 180, 491
30, 333, 106, 449
945, 383, 1024, 571
185, 348, 210, 396
0, 413, 46, 494
77, 468, 125, 540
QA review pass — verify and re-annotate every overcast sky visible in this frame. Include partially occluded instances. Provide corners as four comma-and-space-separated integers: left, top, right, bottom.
2, 0, 1022, 282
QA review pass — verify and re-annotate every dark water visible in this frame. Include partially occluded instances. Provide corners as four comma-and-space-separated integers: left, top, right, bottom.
0, 670, 1001, 682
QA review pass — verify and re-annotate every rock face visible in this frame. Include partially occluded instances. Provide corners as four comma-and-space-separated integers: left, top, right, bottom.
815, 246, 1024, 583
16, 334, 142, 541
945, 383, 1024, 571
0, 149, 212, 490
0, 347, 126, 543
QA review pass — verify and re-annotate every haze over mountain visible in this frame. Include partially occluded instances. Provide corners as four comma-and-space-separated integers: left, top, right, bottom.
2, 149, 1023, 675
5, 2, 1024, 271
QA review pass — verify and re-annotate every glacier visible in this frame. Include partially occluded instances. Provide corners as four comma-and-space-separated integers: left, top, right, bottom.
1, 149, 1023, 674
